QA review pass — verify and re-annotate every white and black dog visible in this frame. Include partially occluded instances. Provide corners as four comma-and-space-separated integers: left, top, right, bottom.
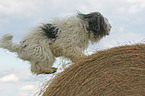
0, 12, 111, 75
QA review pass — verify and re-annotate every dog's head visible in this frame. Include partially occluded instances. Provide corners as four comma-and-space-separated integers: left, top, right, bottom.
77, 12, 111, 39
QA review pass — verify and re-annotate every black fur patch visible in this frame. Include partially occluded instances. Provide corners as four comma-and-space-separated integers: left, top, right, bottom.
77, 12, 107, 38
40, 24, 59, 41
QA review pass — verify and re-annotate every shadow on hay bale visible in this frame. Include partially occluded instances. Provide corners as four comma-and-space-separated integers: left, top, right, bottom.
43, 44, 145, 96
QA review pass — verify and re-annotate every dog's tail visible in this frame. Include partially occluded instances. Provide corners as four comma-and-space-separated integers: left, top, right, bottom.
0, 34, 20, 52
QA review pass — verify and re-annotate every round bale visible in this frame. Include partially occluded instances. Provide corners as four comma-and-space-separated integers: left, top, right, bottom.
43, 44, 145, 96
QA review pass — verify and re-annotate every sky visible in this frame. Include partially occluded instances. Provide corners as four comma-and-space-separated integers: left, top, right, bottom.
0, 0, 145, 96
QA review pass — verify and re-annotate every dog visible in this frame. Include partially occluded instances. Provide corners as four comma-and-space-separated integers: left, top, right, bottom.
0, 12, 111, 75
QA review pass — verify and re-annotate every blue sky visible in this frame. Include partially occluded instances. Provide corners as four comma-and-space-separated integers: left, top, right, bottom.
0, 0, 145, 96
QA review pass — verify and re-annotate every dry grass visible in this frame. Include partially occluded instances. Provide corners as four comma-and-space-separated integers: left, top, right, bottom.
34, 57, 72, 96
42, 44, 145, 96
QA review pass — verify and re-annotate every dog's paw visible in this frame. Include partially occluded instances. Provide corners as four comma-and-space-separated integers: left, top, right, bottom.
51, 67, 57, 73
45, 67, 57, 74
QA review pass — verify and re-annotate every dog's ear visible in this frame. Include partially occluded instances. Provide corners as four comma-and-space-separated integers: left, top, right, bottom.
77, 12, 107, 37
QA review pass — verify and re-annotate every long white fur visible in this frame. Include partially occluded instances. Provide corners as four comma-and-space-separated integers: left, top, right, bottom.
0, 15, 111, 75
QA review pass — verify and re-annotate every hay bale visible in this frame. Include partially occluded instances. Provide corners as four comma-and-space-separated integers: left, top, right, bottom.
43, 44, 145, 96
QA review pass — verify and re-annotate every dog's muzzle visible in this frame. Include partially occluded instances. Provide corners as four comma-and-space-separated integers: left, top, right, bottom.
106, 24, 111, 35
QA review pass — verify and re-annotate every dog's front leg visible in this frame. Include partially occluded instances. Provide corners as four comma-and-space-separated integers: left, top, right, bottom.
51, 46, 86, 62
64, 46, 86, 62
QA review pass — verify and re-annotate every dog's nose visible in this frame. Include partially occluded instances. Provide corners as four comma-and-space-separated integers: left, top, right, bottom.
106, 31, 109, 35
106, 25, 111, 35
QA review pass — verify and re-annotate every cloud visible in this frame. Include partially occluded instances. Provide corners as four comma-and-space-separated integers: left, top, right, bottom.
0, 73, 18, 82
0, 0, 36, 15
126, 0, 145, 3
129, 4, 145, 14
0, 0, 73, 16
21, 85, 35, 90
0, 67, 42, 96
125, 0, 145, 14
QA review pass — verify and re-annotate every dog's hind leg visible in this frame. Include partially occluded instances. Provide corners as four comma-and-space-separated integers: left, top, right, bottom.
28, 45, 57, 75
30, 61, 57, 75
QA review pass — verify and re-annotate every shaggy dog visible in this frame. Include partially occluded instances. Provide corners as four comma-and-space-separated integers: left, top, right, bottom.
0, 12, 111, 75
